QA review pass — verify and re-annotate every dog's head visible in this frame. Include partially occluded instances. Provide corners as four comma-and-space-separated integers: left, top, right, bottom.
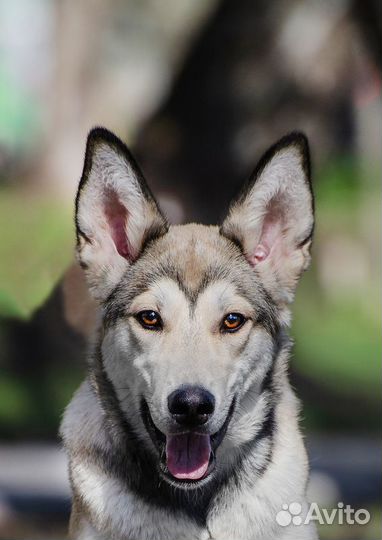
75, 128, 314, 488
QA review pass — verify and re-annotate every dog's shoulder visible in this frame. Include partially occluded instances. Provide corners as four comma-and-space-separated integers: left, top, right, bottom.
61, 379, 103, 451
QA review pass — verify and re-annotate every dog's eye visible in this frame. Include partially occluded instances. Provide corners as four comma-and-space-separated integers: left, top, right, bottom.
221, 313, 246, 333
136, 310, 162, 330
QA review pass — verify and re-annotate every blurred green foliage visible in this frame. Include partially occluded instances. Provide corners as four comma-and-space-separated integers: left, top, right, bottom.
0, 64, 40, 148
0, 365, 84, 438
0, 190, 73, 317
294, 293, 379, 398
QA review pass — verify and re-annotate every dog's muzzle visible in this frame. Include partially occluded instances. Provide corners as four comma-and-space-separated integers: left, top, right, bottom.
141, 394, 235, 487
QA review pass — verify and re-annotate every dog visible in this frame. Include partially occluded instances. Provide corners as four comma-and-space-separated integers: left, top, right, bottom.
60, 127, 318, 540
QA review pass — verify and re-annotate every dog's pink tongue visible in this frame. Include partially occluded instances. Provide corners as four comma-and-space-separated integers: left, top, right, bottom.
166, 433, 211, 480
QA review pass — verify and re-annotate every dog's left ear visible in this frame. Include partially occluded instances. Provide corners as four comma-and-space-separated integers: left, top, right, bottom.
75, 128, 168, 301
221, 133, 314, 305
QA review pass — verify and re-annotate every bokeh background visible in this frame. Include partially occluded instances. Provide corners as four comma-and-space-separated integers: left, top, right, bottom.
0, 1, 380, 539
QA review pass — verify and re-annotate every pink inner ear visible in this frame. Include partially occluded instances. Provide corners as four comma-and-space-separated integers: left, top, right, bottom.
251, 244, 269, 265
103, 189, 133, 260
248, 203, 283, 267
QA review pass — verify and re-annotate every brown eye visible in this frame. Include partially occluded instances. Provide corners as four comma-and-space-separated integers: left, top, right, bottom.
136, 310, 162, 330
221, 313, 246, 333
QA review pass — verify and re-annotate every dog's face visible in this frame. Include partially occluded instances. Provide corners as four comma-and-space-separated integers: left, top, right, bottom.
75, 128, 314, 488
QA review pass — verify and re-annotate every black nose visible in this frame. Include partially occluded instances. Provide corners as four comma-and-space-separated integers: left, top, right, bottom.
168, 386, 215, 427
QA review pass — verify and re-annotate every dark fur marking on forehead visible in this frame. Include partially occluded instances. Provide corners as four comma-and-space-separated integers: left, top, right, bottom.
182, 264, 233, 306
103, 257, 238, 324
103, 247, 280, 336
102, 259, 180, 325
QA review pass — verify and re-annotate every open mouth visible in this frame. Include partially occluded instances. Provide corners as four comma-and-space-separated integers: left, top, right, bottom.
141, 398, 235, 485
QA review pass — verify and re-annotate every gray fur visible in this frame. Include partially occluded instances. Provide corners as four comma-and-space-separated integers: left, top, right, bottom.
61, 128, 318, 540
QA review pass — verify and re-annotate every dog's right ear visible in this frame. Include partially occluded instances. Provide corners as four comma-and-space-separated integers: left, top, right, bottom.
75, 128, 168, 301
